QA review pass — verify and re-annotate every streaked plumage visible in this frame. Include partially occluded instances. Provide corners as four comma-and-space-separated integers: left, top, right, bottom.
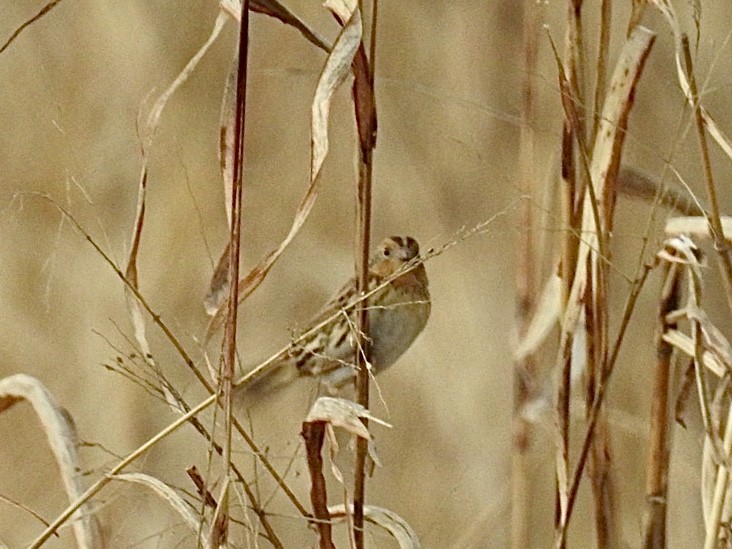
243, 236, 431, 395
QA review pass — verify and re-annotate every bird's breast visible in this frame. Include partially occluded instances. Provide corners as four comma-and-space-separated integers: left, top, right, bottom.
367, 278, 430, 372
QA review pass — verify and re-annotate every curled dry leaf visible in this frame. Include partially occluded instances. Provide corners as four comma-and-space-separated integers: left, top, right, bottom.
675, 361, 695, 428
114, 472, 211, 549
218, 58, 238, 231
205, 3, 362, 333
204, 241, 232, 316
305, 396, 391, 439
324, 0, 375, 152
305, 397, 390, 484
310, 1, 361, 182
125, 294, 185, 414
649, 0, 732, 161
131, 9, 227, 258
552, 25, 656, 526
656, 233, 732, 543
127, 10, 228, 406
0, 374, 102, 549
328, 504, 421, 549
557, 24, 656, 357
658, 234, 702, 271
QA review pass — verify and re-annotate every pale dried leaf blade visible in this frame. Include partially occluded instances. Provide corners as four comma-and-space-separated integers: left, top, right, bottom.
368, 438, 382, 468
329, 504, 421, 549
660, 234, 703, 282
124, 292, 183, 414
665, 233, 699, 260
126, 292, 152, 358
310, 405, 383, 485
325, 423, 346, 484
205, 7, 362, 335
553, 26, 656, 530
514, 271, 562, 361
657, 249, 692, 265
143, 12, 227, 149
324, 0, 359, 20
570, 310, 587, 384
560, 24, 656, 341
115, 473, 211, 549
205, 184, 319, 337
662, 330, 725, 377
219, 59, 237, 229
0, 374, 102, 548
130, 8, 224, 289
305, 396, 391, 439
125, 170, 146, 289
205, 242, 232, 315
701, 437, 717, 525
310, 5, 361, 182
589, 25, 656, 201
556, 456, 569, 529
700, 405, 732, 539
666, 216, 732, 243
650, 0, 732, 160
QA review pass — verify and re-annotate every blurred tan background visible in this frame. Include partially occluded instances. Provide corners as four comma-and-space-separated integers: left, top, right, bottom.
2, 1, 732, 547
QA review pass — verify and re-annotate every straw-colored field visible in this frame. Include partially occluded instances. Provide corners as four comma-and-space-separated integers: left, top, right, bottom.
2, 1, 732, 547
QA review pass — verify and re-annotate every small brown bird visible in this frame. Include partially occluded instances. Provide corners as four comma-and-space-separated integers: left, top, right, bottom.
241, 236, 431, 395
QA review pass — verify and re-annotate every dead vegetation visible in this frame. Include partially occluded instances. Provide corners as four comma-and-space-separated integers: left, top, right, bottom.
2, 1, 732, 547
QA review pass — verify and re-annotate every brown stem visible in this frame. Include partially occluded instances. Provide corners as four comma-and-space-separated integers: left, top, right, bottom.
591, 0, 610, 143
218, 1, 251, 542
353, 2, 378, 547
555, 262, 653, 547
641, 263, 681, 548
554, 4, 587, 541
353, 153, 372, 549
303, 421, 336, 549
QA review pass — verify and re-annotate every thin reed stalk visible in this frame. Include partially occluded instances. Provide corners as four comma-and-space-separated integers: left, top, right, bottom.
512, 1, 539, 547
681, 36, 732, 314
353, 1, 378, 546
217, 1, 251, 543
641, 262, 681, 548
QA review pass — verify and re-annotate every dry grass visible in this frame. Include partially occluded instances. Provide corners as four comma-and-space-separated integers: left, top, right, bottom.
2, 1, 732, 547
